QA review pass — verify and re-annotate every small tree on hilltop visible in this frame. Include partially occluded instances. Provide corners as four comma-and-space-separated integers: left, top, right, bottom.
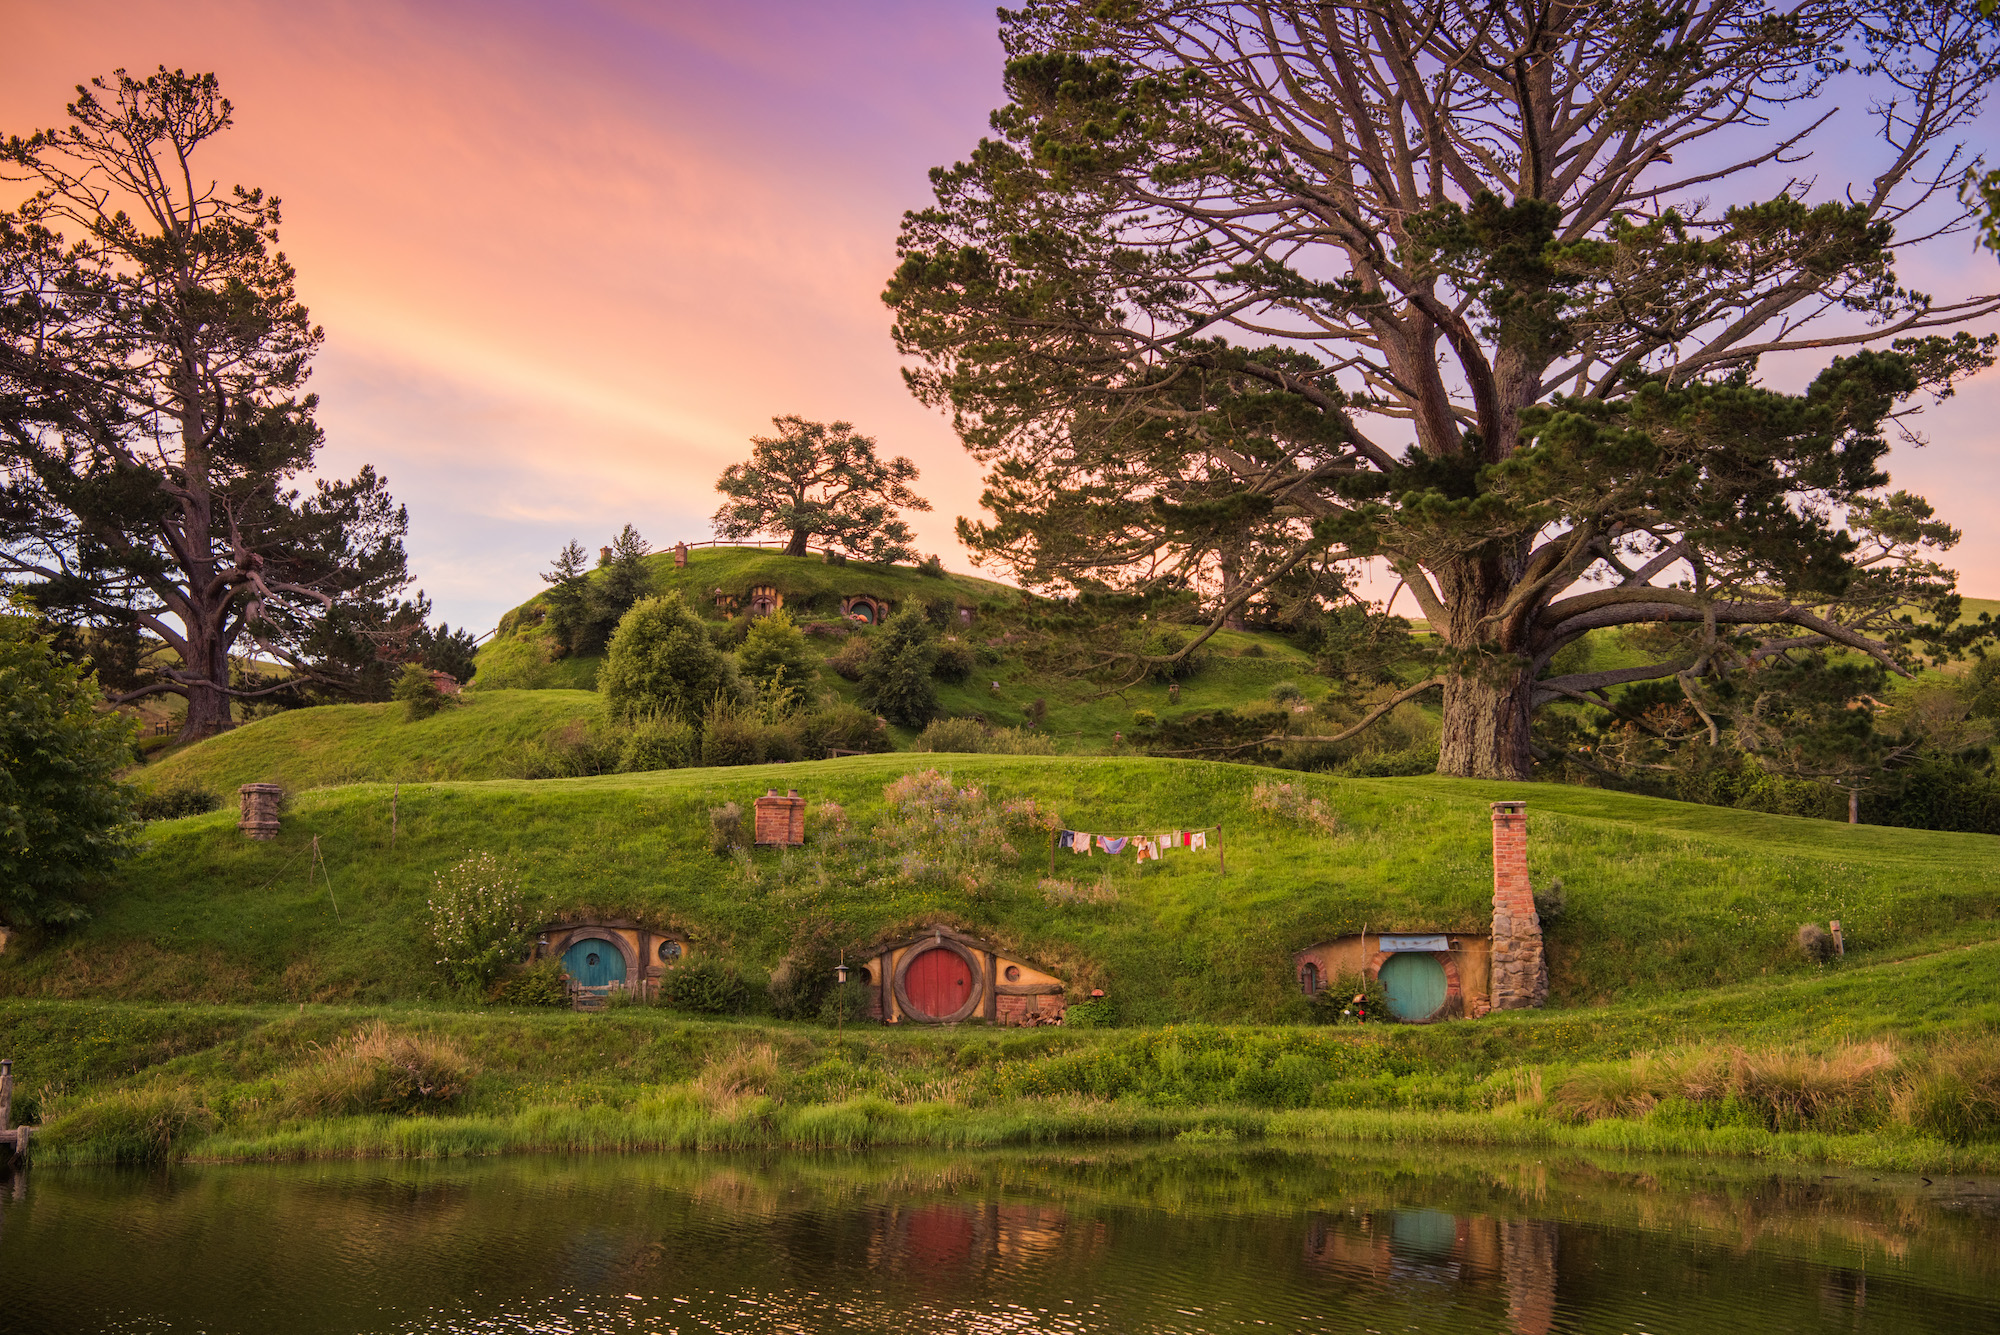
859, 607, 941, 728
0, 611, 138, 925
600, 593, 738, 722
713, 416, 931, 561
586, 524, 653, 650
539, 540, 592, 657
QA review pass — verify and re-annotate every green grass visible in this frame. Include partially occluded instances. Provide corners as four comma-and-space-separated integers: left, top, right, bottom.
134, 690, 602, 795
10, 937, 2000, 1171
17, 758, 1999, 1015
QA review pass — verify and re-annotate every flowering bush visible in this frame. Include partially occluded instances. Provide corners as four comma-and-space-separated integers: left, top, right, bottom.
1249, 781, 1339, 835
878, 768, 1060, 896
426, 852, 531, 990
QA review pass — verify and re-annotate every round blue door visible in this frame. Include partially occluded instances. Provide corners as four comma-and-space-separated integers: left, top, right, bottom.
561, 937, 626, 988
1379, 952, 1448, 1021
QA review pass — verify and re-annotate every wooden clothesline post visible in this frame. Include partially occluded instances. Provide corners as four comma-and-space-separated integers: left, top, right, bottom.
1217, 822, 1226, 876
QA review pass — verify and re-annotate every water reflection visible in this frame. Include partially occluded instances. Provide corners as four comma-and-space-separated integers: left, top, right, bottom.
0, 1148, 1994, 1334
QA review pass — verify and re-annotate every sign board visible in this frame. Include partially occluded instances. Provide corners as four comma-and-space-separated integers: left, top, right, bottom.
1379, 934, 1449, 953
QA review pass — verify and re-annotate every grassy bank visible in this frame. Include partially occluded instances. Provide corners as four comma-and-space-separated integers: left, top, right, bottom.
136, 689, 603, 795
10, 759, 1996, 1013
9, 937, 2000, 1172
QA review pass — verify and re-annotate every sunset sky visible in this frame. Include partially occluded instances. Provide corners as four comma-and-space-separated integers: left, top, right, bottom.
5, 0, 1998, 633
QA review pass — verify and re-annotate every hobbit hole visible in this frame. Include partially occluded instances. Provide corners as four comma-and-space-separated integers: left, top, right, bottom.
859, 928, 1066, 1026
1291, 801, 1542, 1023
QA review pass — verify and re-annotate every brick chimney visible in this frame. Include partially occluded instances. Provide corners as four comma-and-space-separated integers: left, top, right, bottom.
753, 789, 806, 846
1489, 800, 1546, 1010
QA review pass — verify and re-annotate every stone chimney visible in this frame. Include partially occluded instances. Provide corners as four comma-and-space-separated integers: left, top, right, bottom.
238, 783, 283, 840
1489, 800, 1546, 1010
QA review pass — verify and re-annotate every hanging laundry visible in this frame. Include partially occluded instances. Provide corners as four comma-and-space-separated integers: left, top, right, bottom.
1134, 838, 1157, 863
1097, 835, 1128, 856
1180, 831, 1194, 848
1073, 832, 1093, 855
1189, 830, 1208, 851
1158, 832, 1176, 851
1056, 830, 1074, 851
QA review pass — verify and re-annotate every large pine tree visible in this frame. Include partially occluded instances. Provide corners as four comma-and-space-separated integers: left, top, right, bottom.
0, 69, 408, 740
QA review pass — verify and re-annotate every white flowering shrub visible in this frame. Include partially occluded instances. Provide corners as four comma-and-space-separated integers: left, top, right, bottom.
427, 852, 531, 990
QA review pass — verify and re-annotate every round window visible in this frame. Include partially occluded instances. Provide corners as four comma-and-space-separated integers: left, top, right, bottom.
1004, 965, 1020, 982
658, 939, 682, 962
586, 952, 601, 967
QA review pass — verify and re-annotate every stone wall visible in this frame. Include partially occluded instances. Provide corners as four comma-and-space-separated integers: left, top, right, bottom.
1489, 801, 1547, 1010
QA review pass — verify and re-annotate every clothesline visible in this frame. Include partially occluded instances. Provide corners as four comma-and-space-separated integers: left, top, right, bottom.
1051, 823, 1227, 871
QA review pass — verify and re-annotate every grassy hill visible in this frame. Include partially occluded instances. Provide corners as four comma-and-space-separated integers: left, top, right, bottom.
15, 758, 1997, 1021
474, 545, 1023, 692
137, 690, 603, 795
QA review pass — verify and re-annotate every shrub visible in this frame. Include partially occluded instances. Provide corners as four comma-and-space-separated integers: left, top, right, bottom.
739, 610, 817, 697
1143, 631, 1207, 682
828, 636, 871, 682
913, 716, 989, 752
878, 767, 1059, 895
1895, 1042, 2000, 1144
708, 802, 745, 854
0, 614, 139, 925
1796, 922, 1831, 961
700, 697, 766, 767
858, 608, 941, 728
393, 662, 452, 720
1040, 876, 1117, 906
619, 713, 698, 772
986, 726, 1057, 755
40, 1085, 213, 1164
491, 957, 571, 1007
932, 635, 975, 683
664, 957, 749, 1015
1309, 969, 1390, 1026
916, 553, 947, 578
1249, 780, 1339, 835
1132, 708, 1158, 729
801, 702, 888, 756
600, 593, 739, 722
1268, 680, 1304, 704
426, 852, 531, 990
1062, 996, 1119, 1029
135, 782, 220, 821
518, 718, 623, 778
283, 1021, 472, 1116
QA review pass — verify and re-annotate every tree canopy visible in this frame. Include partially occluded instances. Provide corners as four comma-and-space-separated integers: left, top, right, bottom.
0, 69, 410, 740
713, 416, 931, 562
599, 593, 737, 722
0, 610, 136, 925
886, 1, 2000, 779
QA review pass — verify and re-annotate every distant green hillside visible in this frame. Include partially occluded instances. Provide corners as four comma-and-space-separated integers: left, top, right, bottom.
15, 759, 1997, 1020
138, 691, 601, 795
475, 546, 1021, 691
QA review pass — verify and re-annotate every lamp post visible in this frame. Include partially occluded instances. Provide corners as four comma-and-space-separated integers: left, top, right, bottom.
835, 953, 849, 1035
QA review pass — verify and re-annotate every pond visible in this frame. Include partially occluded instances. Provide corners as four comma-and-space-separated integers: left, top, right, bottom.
1, 1145, 1996, 1333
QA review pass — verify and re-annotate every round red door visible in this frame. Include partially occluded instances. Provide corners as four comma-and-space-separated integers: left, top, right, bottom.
904, 947, 972, 1019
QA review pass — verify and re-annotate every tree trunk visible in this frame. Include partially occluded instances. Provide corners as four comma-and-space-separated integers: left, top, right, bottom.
176, 613, 235, 743
1432, 548, 1536, 781
785, 530, 810, 557
1437, 664, 1535, 780
179, 679, 234, 742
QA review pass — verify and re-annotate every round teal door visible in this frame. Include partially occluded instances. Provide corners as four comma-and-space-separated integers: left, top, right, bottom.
1379, 952, 1448, 1021
561, 937, 626, 989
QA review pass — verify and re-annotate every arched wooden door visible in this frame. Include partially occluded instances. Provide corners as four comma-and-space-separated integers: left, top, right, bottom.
903, 946, 973, 1020
561, 937, 626, 989
1379, 952, 1447, 1021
